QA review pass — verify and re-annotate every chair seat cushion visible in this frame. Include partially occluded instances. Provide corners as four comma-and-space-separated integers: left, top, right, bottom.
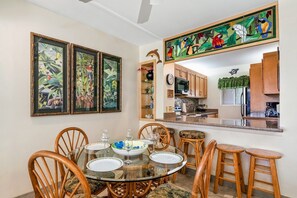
179, 130, 205, 139
146, 183, 191, 198
167, 128, 175, 135
65, 176, 106, 194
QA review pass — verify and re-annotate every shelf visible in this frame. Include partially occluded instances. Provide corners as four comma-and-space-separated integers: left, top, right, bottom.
141, 80, 153, 84
139, 60, 156, 121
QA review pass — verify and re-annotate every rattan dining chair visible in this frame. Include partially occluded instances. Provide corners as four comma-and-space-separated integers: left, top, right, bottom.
55, 127, 89, 162
146, 140, 217, 198
54, 127, 107, 195
138, 123, 170, 151
28, 150, 92, 198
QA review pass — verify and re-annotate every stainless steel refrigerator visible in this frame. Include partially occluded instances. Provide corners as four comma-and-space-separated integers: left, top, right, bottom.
241, 87, 250, 117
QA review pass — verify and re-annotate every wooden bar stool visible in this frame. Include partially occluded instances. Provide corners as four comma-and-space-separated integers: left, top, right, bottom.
245, 148, 282, 198
167, 127, 176, 147
214, 144, 246, 198
178, 130, 205, 174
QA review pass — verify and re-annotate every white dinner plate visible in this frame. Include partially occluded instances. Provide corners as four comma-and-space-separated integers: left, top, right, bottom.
84, 143, 110, 151
87, 157, 123, 172
149, 152, 183, 164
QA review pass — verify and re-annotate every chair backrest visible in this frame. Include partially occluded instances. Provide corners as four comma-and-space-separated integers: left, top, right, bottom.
28, 150, 91, 198
191, 140, 217, 198
55, 127, 89, 161
137, 123, 170, 150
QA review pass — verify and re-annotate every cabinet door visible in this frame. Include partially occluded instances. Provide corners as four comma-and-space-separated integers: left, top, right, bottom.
188, 72, 196, 96
180, 68, 187, 79
175, 66, 187, 79
262, 51, 279, 94
195, 75, 200, 97
199, 77, 205, 97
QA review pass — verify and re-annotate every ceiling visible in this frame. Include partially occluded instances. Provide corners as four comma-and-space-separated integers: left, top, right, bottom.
28, 0, 276, 46
28, 0, 278, 71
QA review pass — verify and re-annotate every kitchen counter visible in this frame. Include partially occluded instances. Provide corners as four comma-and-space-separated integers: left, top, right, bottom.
156, 116, 283, 133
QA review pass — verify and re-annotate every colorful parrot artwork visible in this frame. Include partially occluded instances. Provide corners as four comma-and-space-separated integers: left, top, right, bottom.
257, 18, 272, 38
232, 24, 248, 43
167, 46, 174, 59
212, 34, 224, 48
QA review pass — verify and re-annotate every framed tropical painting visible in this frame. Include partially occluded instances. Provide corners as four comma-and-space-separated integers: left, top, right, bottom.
100, 53, 122, 113
30, 33, 70, 116
71, 44, 99, 114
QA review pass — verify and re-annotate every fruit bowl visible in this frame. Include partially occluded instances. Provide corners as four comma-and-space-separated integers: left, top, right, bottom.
111, 140, 148, 156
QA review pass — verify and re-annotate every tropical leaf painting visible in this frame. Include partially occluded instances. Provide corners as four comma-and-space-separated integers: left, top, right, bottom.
72, 45, 98, 114
164, 5, 277, 62
31, 33, 69, 116
37, 43, 64, 109
100, 53, 121, 112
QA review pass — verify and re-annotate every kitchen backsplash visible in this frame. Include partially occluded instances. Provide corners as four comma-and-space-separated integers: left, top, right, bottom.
175, 97, 199, 112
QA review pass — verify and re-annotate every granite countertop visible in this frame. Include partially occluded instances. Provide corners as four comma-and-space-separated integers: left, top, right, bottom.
181, 109, 218, 116
156, 116, 283, 133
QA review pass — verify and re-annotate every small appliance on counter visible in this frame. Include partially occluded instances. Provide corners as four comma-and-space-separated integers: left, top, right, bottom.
174, 106, 182, 116
265, 102, 279, 117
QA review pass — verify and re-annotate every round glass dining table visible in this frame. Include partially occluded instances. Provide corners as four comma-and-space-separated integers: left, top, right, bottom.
68, 142, 187, 198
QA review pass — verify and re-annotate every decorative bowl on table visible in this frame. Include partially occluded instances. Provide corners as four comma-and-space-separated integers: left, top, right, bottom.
111, 140, 148, 156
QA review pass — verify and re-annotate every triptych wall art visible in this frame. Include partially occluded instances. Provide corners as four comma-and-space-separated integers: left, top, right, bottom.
164, 3, 278, 63
31, 33, 122, 116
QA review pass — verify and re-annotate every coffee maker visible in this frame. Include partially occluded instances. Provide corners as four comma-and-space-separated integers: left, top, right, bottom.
265, 102, 279, 117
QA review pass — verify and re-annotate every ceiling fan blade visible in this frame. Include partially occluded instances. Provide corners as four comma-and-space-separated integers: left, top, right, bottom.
79, 0, 92, 3
137, 0, 152, 24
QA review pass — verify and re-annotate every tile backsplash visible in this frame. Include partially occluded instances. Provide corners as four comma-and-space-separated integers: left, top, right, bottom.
175, 97, 199, 112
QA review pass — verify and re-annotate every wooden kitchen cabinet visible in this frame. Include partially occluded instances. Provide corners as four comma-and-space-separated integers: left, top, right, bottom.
175, 65, 187, 79
195, 74, 207, 98
138, 60, 156, 121
262, 51, 279, 94
174, 64, 208, 98
187, 71, 196, 97
250, 63, 279, 112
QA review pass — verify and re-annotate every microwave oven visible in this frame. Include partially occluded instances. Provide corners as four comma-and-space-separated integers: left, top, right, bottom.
175, 77, 189, 95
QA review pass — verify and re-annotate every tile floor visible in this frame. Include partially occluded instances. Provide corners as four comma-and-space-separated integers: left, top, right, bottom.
17, 171, 279, 198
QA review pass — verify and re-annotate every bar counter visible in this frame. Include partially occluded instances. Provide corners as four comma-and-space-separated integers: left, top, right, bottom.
156, 116, 283, 133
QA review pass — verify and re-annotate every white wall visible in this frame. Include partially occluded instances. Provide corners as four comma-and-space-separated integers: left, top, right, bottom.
143, 1, 297, 197
204, 64, 250, 119
0, 1, 139, 197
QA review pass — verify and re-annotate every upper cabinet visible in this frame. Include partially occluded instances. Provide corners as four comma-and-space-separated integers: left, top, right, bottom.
175, 65, 187, 79
187, 71, 196, 97
174, 64, 207, 98
262, 51, 279, 94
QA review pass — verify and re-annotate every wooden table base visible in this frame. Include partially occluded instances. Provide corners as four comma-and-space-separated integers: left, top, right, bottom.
107, 180, 153, 198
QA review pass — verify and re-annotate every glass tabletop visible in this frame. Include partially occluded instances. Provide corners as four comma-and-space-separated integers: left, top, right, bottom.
68, 142, 187, 182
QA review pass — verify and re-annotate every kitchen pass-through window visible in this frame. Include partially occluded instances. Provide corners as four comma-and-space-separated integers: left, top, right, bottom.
221, 88, 243, 106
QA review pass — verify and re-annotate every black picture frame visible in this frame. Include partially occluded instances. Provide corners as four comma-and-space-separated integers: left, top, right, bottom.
100, 53, 122, 113
30, 32, 70, 116
71, 44, 99, 114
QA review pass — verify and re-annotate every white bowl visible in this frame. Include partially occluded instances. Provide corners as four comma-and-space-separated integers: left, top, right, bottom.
111, 140, 148, 156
